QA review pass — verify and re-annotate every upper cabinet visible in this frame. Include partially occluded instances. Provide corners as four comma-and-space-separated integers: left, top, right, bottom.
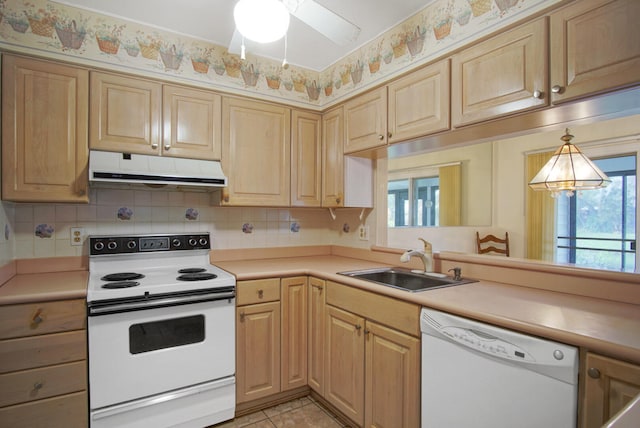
451, 18, 548, 127
90, 72, 161, 155
344, 87, 388, 154
291, 110, 322, 207
549, 0, 640, 104
321, 107, 373, 208
2, 55, 89, 203
322, 107, 345, 207
162, 85, 222, 160
221, 97, 291, 206
90, 72, 222, 160
388, 60, 451, 143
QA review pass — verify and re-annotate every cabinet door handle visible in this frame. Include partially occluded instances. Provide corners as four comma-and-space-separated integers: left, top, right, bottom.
312, 284, 323, 291
377, 134, 384, 141
258, 289, 264, 298
364, 328, 370, 336
151, 143, 159, 149
31, 308, 44, 327
388, 132, 393, 139
164, 144, 171, 151
33, 381, 44, 391
355, 324, 362, 331
533, 90, 544, 99
587, 367, 601, 379
239, 311, 245, 322
551, 85, 564, 94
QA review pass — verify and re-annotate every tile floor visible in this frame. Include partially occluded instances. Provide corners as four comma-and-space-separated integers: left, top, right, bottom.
211, 396, 348, 428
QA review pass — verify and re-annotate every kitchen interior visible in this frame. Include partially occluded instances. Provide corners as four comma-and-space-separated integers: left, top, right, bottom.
0, 0, 639, 427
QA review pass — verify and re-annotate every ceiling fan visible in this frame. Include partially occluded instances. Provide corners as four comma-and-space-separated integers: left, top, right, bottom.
228, 0, 361, 58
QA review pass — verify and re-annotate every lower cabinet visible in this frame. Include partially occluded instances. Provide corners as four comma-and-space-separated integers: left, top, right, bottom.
235, 276, 420, 428
307, 277, 326, 394
0, 299, 87, 428
581, 352, 640, 428
324, 281, 420, 427
235, 277, 308, 404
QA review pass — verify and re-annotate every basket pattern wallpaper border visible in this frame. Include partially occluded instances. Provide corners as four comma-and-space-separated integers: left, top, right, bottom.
0, 0, 557, 108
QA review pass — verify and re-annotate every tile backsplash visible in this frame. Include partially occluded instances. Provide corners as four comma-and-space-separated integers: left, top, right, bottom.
3, 186, 371, 261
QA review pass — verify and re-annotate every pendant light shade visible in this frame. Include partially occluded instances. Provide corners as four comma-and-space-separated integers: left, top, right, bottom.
234, 0, 290, 44
528, 129, 611, 197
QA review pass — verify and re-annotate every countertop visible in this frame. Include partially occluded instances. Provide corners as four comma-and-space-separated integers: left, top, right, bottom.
0, 270, 88, 305
215, 254, 640, 364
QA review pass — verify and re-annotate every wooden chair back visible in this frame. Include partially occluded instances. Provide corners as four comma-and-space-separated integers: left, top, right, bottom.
476, 232, 510, 256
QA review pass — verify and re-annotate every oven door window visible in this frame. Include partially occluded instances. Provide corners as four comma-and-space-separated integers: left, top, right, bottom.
129, 315, 205, 354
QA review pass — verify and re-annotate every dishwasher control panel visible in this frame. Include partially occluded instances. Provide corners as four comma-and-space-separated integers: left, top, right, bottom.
440, 326, 535, 362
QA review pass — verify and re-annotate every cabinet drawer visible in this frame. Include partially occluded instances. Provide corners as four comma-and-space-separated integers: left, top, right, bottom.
326, 281, 420, 337
0, 361, 86, 407
237, 278, 280, 305
0, 299, 85, 340
0, 330, 86, 373
0, 390, 87, 428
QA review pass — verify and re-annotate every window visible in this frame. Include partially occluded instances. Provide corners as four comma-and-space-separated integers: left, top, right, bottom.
556, 155, 637, 272
388, 177, 439, 227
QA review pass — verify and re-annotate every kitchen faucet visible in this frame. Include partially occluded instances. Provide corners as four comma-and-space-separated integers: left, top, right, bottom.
400, 238, 433, 273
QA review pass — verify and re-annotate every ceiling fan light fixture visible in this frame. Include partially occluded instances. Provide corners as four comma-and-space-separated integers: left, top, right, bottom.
234, 0, 290, 44
528, 129, 611, 197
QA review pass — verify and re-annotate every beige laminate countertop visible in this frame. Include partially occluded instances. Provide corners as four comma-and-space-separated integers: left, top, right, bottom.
0, 270, 88, 305
214, 254, 640, 364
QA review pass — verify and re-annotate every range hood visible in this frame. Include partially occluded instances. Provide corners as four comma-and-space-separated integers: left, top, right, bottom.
89, 150, 227, 189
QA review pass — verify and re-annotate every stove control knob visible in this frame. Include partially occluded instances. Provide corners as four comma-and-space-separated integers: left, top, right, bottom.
188, 238, 198, 246
172, 238, 182, 248
199, 238, 208, 246
127, 240, 137, 250
94, 242, 105, 251
107, 241, 117, 250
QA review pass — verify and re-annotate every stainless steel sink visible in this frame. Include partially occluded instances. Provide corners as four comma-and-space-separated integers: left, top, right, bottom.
338, 267, 477, 292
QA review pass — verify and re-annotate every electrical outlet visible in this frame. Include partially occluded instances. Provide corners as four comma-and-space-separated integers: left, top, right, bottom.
358, 225, 369, 241
70, 227, 85, 246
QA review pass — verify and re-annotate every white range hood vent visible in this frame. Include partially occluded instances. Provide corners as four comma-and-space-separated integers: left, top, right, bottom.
89, 150, 227, 190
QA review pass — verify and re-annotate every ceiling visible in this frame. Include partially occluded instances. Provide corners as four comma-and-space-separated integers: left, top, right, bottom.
54, 0, 432, 71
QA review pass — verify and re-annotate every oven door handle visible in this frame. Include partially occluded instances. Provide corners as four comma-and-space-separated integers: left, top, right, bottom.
88, 290, 235, 316
91, 376, 235, 420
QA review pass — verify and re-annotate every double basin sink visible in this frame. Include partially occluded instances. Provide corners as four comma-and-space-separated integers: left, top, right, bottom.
338, 267, 477, 292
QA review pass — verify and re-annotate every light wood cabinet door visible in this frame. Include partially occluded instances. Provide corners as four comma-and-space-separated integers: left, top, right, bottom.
388, 59, 450, 143
365, 320, 420, 428
2, 55, 89, 203
221, 97, 291, 206
90, 72, 162, 155
321, 106, 345, 207
325, 305, 365, 426
550, 0, 640, 104
281, 277, 308, 391
451, 18, 548, 127
291, 110, 322, 207
162, 85, 222, 160
236, 301, 281, 403
307, 277, 326, 394
344, 87, 388, 154
581, 353, 640, 428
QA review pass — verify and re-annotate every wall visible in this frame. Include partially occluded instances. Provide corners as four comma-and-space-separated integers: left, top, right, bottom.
3, 187, 374, 259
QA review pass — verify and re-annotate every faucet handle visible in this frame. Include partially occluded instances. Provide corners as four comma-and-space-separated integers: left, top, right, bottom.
448, 267, 462, 281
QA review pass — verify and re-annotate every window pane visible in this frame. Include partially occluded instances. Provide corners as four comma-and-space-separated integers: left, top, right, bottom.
388, 179, 409, 227
413, 177, 439, 227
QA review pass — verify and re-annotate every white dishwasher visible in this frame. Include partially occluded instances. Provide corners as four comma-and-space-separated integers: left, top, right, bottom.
421, 308, 579, 428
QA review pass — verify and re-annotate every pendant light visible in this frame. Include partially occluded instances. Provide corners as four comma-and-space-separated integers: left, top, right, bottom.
528, 129, 611, 197
234, 0, 290, 44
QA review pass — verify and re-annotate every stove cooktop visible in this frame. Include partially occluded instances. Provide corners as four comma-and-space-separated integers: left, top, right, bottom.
87, 233, 235, 303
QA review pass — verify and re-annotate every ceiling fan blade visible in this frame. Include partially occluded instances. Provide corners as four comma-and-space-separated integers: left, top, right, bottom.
288, 0, 361, 46
228, 29, 242, 55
